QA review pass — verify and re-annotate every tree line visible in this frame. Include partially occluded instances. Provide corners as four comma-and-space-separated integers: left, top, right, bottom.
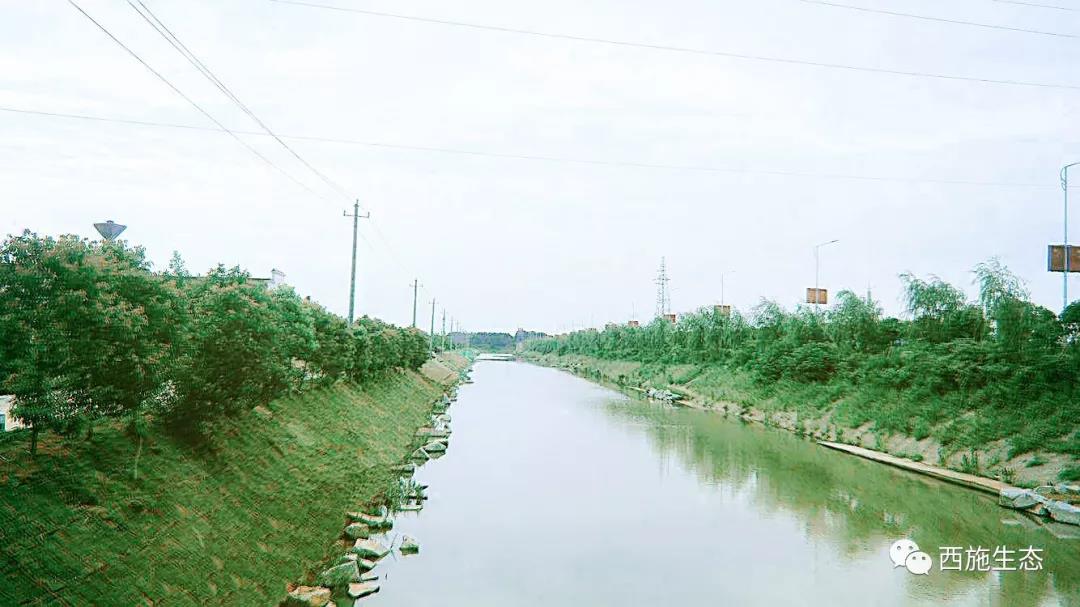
528, 260, 1080, 461
0, 232, 430, 455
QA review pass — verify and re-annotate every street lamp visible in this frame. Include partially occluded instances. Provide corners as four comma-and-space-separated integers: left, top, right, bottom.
1061, 163, 1079, 312
93, 220, 127, 241
814, 239, 840, 309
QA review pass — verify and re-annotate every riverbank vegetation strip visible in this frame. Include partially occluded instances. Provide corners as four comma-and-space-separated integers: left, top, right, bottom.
0, 231, 461, 605
525, 260, 1080, 485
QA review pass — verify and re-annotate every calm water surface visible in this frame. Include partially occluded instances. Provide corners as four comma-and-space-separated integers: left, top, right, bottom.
366, 362, 1079, 606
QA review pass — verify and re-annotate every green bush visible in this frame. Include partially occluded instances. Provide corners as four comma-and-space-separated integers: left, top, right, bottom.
0, 232, 433, 452
527, 259, 1079, 456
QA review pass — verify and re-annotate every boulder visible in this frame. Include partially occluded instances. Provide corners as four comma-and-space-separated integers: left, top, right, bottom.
335, 553, 358, 565
399, 535, 420, 555
1047, 500, 1080, 526
423, 442, 447, 454
344, 523, 371, 540
285, 585, 333, 607
351, 538, 390, 560
355, 558, 377, 572
999, 487, 1042, 510
359, 571, 378, 582
347, 582, 380, 599
316, 561, 361, 587
399, 503, 422, 512
347, 512, 391, 529
390, 463, 416, 476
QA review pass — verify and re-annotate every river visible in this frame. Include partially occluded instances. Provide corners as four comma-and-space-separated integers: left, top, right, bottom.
365, 361, 1079, 606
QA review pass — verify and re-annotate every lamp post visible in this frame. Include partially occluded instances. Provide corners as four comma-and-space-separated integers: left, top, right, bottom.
1062, 163, 1079, 312
814, 239, 840, 309
93, 220, 126, 241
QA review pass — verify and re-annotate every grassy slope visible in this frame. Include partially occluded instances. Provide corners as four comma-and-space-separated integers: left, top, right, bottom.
526, 352, 1080, 487
0, 356, 465, 606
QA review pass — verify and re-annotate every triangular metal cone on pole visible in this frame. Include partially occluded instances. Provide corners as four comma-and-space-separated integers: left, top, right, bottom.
93, 220, 127, 241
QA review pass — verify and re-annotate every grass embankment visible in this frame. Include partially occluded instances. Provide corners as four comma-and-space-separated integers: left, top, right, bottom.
524, 352, 1080, 488
0, 354, 467, 606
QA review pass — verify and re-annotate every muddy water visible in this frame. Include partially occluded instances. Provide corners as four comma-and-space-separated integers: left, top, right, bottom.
366, 362, 1079, 606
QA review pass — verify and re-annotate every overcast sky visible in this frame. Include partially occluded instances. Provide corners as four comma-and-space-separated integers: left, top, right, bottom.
2, 0, 1079, 333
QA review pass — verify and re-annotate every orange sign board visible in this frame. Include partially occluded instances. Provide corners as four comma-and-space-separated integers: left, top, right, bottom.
628, 320, 640, 328
806, 288, 828, 304
713, 304, 731, 316
1048, 245, 1080, 273
663, 313, 677, 323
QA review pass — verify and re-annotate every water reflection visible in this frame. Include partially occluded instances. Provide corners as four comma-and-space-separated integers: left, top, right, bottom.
365, 363, 1077, 607
606, 399, 1080, 606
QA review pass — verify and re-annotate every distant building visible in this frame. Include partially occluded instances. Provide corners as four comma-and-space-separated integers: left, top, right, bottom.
0, 396, 25, 432
249, 268, 287, 289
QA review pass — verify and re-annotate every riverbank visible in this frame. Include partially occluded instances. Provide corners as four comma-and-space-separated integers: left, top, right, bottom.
522, 352, 1079, 490
310, 360, 1080, 606
0, 353, 469, 606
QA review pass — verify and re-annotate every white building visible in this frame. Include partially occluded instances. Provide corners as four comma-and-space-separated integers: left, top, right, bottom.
0, 395, 25, 432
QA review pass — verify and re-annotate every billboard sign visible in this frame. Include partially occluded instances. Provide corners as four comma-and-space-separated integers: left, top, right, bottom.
1047, 245, 1080, 273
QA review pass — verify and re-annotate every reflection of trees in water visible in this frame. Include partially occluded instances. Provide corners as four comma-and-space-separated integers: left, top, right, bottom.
603, 399, 1080, 606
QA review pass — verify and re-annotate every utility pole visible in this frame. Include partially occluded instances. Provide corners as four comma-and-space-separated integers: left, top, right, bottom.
429, 298, 437, 350
344, 200, 370, 324
441, 310, 447, 350
654, 257, 670, 318
410, 279, 421, 327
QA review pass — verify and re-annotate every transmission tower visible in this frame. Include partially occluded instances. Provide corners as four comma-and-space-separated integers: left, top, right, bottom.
654, 257, 671, 317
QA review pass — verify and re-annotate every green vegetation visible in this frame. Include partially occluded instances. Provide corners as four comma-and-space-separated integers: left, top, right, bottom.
0, 231, 429, 454
452, 331, 515, 352
0, 370, 452, 605
528, 260, 1080, 471
0, 231, 454, 604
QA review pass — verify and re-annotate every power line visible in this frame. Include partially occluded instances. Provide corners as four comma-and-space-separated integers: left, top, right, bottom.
267, 0, 1080, 91
2, 105, 1063, 189
65, 0, 331, 203
990, 0, 1078, 11
126, 0, 353, 201
799, 0, 1079, 39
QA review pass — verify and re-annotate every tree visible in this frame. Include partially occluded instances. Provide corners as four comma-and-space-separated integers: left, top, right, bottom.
900, 273, 984, 343
0, 232, 182, 455
308, 303, 356, 384
167, 266, 300, 434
